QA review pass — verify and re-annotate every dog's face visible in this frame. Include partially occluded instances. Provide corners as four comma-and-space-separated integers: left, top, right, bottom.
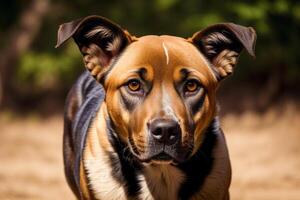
57, 16, 256, 164
104, 36, 218, 163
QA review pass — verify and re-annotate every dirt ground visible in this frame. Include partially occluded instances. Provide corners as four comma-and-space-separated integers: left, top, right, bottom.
0, 102, 300, 200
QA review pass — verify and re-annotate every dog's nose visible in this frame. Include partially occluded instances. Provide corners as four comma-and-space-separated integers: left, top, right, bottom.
149, 119, 181, 145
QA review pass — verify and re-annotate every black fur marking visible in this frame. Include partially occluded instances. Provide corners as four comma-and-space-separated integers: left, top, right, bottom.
75, 19, 129, 56
119, 67, 150, 112
137, 67, 147, 80
120, 90, 136, 112
66, 71, 105, 199
66, 71, 142, 198
190, 89, 205, 115
175, 68, 206, 116
178, 118, 218, 199
66, 71, 223, 199
199, 30, 242, 60
105, 117, 143, 198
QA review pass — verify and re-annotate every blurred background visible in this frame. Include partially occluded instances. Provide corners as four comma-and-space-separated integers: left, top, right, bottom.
0, 0, 299, 199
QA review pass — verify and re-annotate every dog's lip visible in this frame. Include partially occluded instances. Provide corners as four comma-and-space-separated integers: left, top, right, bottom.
128, 139, 186, 164
137, 152, 180, 164
151, 152, 173, 161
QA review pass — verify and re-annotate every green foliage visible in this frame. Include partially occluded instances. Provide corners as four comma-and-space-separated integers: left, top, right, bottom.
16, 43, 82, 91
2, 0, 300, 98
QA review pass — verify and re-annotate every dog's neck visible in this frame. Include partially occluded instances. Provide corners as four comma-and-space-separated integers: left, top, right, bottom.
138, 164, 185, 200
83, 104, 230, 200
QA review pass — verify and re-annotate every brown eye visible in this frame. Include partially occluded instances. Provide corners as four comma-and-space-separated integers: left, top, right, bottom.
185, 80, 199, 93
127, 80, 141, 91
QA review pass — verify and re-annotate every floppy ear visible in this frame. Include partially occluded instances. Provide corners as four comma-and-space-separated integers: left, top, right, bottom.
189, 23, 256, 80
56, 15, 133, 82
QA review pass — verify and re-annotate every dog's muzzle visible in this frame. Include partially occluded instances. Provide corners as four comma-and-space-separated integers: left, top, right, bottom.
138, 118, 190, 164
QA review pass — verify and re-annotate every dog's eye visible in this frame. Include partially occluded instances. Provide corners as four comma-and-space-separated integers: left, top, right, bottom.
184, 79, 200, 95
127, 80, 141, 92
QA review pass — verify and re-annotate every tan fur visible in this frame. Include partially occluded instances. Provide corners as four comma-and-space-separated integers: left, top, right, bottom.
80, 160, 92, 199
213, 49, 238, 77
139, 164, 185, 200
104, 35, 218, 158
79, 35, 228, 200
107, 35, 122, 55
77, 35, 220, 199
82, 44, 107, 80
82, 103, 187, 200
83, 104, 128, 200
59, 17, 256, 200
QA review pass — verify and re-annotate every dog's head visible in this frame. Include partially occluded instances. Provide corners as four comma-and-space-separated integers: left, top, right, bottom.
57, 16, 256, 164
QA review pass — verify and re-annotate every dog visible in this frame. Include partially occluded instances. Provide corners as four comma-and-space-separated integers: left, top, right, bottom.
56, 15, 256, 200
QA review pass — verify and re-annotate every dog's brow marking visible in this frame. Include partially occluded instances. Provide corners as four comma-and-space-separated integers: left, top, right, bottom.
162, 42, 169, 65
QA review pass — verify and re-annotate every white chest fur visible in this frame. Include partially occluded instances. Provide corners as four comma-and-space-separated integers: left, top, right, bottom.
83, 128, 185, 200
83, 127, 127, 200
83, 109, 186, 200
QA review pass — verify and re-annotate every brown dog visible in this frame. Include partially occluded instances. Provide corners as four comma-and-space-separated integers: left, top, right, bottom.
56, 15, 256, 200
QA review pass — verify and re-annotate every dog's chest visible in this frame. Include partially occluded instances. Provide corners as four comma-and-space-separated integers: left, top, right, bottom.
84, 152, 185, 200
138, 165, 185, 200
82, 120, 186, 200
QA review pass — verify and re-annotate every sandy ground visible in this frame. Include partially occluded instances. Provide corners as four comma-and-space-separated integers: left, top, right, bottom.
0, 102, 300, 200
223, 103, 300, 200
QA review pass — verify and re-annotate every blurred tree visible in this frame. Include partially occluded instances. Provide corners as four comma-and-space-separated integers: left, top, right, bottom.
0, 0, 49, 108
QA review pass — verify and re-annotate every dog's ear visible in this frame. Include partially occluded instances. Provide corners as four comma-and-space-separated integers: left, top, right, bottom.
56, 15, 134, 82
189, 23, 256, 80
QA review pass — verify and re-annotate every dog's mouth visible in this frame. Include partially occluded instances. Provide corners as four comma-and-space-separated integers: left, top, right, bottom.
147, 152, 174, 163
128, 139, 178, 164
138, 152, 179, 165
128, 135, 192, 165
129, 146, 189, 165
152, 152, 173, 161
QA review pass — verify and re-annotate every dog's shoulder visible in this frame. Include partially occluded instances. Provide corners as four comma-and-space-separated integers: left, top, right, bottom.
63, 70, 105, 198
66, 70, 105, 149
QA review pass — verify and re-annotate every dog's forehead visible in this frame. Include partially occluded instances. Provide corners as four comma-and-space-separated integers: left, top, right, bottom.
108, 35, 213, 81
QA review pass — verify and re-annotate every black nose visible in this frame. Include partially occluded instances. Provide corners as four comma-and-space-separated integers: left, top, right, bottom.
149, 119, 181, 145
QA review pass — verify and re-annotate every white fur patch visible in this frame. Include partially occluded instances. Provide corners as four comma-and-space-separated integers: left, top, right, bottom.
83, 119, 127, 200
138, 175, 155, 200
84, 154, 126, 200
162, 42, 170, 65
